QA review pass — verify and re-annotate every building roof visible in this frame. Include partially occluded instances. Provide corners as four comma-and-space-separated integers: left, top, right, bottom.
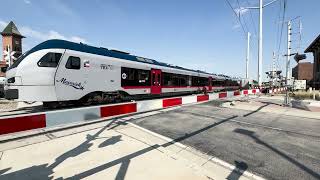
305, 34, 320, 53
21, 39, 235, 80
1, 21, 25, 38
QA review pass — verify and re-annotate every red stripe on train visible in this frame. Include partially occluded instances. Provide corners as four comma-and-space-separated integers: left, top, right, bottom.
243, 90, 248, 95
197, 95, 209, 102
0, 114, 46, 135
100, 103, 137, 117
219, 92, 227, 98
252, 89, 256, 93
163, 98, 182, 108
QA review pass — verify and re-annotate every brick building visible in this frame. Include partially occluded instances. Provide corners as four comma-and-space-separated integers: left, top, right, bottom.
305, 34, 320, 89
0, 21, 25, 77
292, 62, 314, 81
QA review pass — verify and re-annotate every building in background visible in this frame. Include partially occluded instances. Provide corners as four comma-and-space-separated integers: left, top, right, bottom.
305, 34, 320, 89
0, 21, 25, 77
292, 61, 313, 82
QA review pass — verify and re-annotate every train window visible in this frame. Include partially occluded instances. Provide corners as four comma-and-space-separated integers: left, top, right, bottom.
213, 80, 224, 86
197, 77, 209, 86
162, 73, 177, 86
163, 73, 171, 86
162, 72, 189, 87
66, 56, 81, 70
152, 73, 156, 84
121, 67, 150, 86
180, 75, 188, 86
37, 53, 62, 68
192, 76, 199, 86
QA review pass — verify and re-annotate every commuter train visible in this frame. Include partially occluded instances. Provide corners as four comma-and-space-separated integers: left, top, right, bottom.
3, 39, 240, 108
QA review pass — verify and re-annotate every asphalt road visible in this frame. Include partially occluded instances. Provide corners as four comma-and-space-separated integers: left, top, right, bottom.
132, 101, 320, 180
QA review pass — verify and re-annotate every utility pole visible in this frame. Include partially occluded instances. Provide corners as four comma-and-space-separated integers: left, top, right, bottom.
284, 20, 291, 105
246, 32, 251, 79
258, 0, 263, 87
244, 0, 279, 87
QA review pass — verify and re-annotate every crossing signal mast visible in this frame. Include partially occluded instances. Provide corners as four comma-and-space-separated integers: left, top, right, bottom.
266, 52, 282, 88
283, 17, 306, 106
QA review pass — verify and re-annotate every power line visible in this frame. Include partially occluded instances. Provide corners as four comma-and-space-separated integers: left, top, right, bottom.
273, 0, 283, 70
225, 0, 248, 36
274, 0, 282, 52
236, 0, 250, 33
276, 0, 287, 63
245, 0, 257, 37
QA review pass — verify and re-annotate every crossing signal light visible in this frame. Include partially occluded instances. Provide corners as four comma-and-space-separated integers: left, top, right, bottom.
294, 53, 306, 63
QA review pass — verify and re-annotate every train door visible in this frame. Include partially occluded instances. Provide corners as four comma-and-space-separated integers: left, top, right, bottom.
55, 51, 87, 101
208, 76, 213, 91
151, 69, 162, 94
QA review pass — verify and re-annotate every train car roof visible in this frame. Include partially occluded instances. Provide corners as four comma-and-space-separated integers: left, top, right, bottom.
27, 39, 229, 78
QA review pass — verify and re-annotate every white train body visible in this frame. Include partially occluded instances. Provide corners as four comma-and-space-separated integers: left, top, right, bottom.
4, 40, 240, 103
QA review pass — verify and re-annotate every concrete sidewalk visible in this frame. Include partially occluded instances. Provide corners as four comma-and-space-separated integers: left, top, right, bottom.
0, 118, 262, 180
258, 95, 320, 111
223, 98, 320, 119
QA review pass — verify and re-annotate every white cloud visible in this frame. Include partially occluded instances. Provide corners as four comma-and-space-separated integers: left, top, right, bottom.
1, 20, 86, 43
0, 19, 87, 58
23, 0, 31, 4
19, 26, 87, 43
70, 36, 87, 43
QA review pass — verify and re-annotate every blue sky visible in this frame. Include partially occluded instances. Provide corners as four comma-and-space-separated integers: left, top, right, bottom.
0, 0, 319, 80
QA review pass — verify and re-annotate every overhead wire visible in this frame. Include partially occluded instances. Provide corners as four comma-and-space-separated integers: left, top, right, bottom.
273, 0, 282, 70
275, 0, 287, 71
236, 0, 250, 33
225, 0, 248, 37
245, 0, 258, 37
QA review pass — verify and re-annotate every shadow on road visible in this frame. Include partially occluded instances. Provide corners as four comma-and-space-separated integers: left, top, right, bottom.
0, 114, 241, 179
234, 128, 320, 179
0, 118, 123, 180
226, 161, 248, 180
242, 103, 269, 117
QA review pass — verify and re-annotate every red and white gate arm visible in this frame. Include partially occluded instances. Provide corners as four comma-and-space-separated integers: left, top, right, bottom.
0, 89, 260, 136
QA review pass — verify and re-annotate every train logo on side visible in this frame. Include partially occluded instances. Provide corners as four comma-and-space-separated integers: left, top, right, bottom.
58, 78, 84, 90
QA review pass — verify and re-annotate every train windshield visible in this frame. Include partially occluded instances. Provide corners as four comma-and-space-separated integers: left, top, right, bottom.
7, 51, 29, 70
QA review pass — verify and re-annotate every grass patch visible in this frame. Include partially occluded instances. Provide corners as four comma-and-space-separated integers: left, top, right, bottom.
290, 91, 320, 100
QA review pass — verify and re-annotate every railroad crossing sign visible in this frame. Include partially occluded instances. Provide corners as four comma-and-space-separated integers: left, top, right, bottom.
3, 45, 16, 66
